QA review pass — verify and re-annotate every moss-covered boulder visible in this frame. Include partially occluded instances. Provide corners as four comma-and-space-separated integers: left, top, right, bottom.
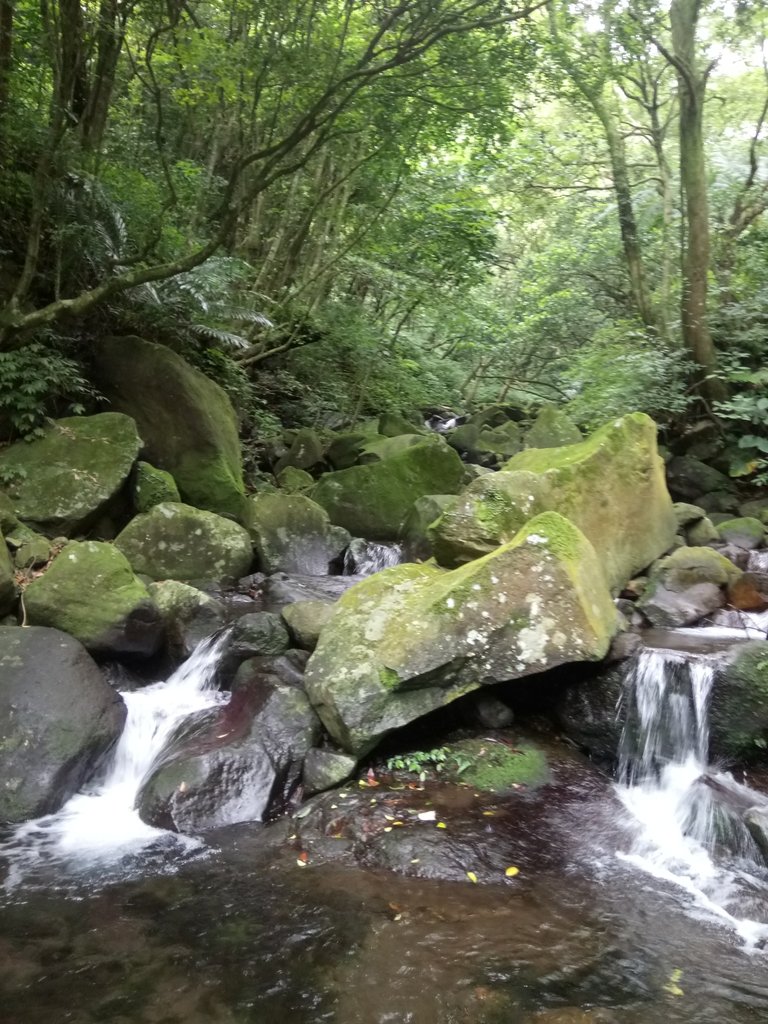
304, 512, 618, 755
274, 428, 325, 476
148, 580, 226, 658
0, 626, 126, 822
686, 516, 720, 546
325, 432, 375, 470
716, 517, 766, 550
23, 541, 164, 657
447, 422, 521, 463
0, 529, 17, 614
0, 413, 141, 536
5, 521, 51, 570
115, 502, 253, 582
673, 502, 707, 528
359, 434, 426, 463
281, 600, 334, 650
524, 405, 582, 449
275, 466, 314, 493
378, 412, 426, 437
247, 492, 349, 574
430, 413, 677, 592
665, 456, 735, 503
402, 494, 456, 560
132, 461, 181, 512
311, 436, 466, 541
710, 642, 768, 762
637, 546, 742, 628
91, 336, 247, 521
302, 749, 357, 795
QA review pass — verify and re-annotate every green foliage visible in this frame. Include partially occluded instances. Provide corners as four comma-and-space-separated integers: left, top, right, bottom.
0, 342, 98, 444
562, 328, 694, 428
715, 366, 768, 485
385, 747, 449, 774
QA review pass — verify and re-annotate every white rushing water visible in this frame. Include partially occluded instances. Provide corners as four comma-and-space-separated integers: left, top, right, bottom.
344, 540, 403, 576
615, 646, 768, 947
2, 633, 229, 889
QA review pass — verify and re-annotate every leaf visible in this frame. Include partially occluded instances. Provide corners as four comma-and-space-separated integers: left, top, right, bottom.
504, 866, 520, 877
466, 871, 478, 883
663, 968, 684, 997
296, 851, 309, 867
436, 821, 447, 829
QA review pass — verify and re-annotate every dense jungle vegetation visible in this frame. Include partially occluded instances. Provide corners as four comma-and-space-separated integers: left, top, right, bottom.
0, 0, 766, 485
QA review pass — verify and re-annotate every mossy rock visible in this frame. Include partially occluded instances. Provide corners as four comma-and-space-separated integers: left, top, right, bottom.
442, 737, 549, 792
685, 516, 719, 546
665, 456, 736, 502
325, 432, 373, 470
673, 502, 706, 528
431, 412, 677, 592
10, 528, 51, 570
738, 500, 768, 526
24, 540, 163, 657
0, 412, 142, 536
378, 412, 426, 437
710, 642, 768, 762
304, 511, 618, 755
0, 490, 19, 532
148, 580, 226, 657
274, 428, 325, 476
465, 405, 520, 429
524, 405, 582, 449
311, 436, 466, 541
91, 336, 247, 521
275, 466, 315, 493
132, 461, 181, 512
303, 749, 357, 795
281, 600, 334, 650
716, 517, 766, 550
402, 494, 457, 560
247, 492, 349, 574
0, 528, 17, 614
359, 434, 426, 463
115, 502, 253, 582
637, 546, 742, 628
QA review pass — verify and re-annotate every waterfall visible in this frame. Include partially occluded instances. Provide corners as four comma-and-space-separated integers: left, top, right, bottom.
748, 549, 768, 574
615, 646, 768, 946
343, 540, 403, 576
1, 633, 229, 888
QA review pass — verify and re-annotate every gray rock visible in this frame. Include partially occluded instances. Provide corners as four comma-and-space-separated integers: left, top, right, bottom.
247, 492, 349, 575
148, 580, 226, 658
0, 626, 126, 822
303, 749, 357, 795
281, 600, 334, 650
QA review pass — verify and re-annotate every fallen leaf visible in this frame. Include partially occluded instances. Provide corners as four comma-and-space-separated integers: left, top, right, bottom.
466, 871, 478, 883
384, 826, 393, 832
504, 866, 520, 877
436, 821, 447, 829
482, 810, 495, 817
178, 781, 187, 794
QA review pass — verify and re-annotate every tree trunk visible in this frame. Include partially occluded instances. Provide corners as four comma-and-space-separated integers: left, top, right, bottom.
79, 0, 127, 152
670, 0, 726, 403
0, 0, 13, 120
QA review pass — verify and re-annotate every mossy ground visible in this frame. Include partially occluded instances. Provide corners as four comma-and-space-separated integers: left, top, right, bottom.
442, 737, 549, 791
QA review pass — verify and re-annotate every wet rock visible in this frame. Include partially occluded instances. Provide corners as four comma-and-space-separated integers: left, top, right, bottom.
637, 546, 741, 628
524, 405, 582, 449
710, 641, 768, 762
716, 543, 751, 570
138, 659, 321, 832
727, 573, 768, 612
0, 412, 141, 536
471, 693, 515, 729
247, 492, 349, 575
132, 461, 180, 512
218, 612, 291, 682
305, 512, 618, 756
115, 502, 254, 582
303, 749, 357, 795
311, 436, 466, 541
0, 626, 126, 822
259, 572, 363, 611
431, 413, 677, 591
745, 807, 768, 864
148, 580, 226, 658
24, 541, 164, 658
716, 517, 766, 550
556, 664, 626, 762
91, 336, 248, 521
281, 600, 334, 650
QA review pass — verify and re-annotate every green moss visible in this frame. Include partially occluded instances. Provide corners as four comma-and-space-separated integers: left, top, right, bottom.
133, 461, 180, 513
717, 517, 766, 545
443, 737, 549, 791
710, 643, 768, 761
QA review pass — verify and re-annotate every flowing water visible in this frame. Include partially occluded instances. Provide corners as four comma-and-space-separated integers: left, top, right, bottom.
3, 632, 768, 1022
615, 645, 768, 947
1, 632, 229, 889
343, 540, 403, 575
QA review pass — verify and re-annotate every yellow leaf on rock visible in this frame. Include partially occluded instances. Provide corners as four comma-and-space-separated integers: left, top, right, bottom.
505, 866, 520, 877
436, 822, 447, 829
466, 871, 478, 883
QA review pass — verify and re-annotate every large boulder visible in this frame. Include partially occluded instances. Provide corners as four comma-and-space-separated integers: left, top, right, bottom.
115, 502, 253, 582
710, 642, 768, 763
0, 413, 141, 536
138, 657, 320, 832
274, 428, 325, 476
430, 412, 677, 591
90, 336, 247, 521
247, 493, 349, 574
716, 517, 766, 550
310, 436, 466, 541
132, 461, 181, 513
637, 546, 742, 628
304, 512, 618, 755
524, 405, 582, 449
0, 529, 17, 615
665, 456, 735, 503
402, 495, 456, 561
148, 580, 226, 658
0, 626, 126, 821
23, 541, 163, 658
